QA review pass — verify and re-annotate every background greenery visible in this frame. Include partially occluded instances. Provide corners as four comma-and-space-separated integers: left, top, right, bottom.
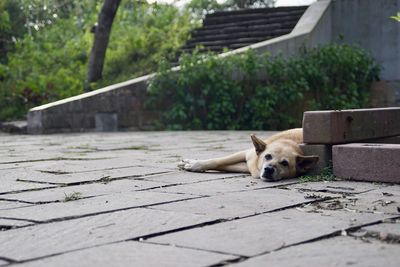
0, 0, 196, 121
148, 44, 380, 130
0, 0, 381, 130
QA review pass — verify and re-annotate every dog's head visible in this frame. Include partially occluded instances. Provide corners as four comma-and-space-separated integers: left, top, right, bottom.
251, 134, 318, 181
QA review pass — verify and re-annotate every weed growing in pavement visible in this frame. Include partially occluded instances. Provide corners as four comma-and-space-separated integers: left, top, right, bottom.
299, 166, 336, 183
99, 176, 112, 184
63, 192, 83, 202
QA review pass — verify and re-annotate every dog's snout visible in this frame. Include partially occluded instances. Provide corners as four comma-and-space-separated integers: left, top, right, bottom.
264, 166, 274, 175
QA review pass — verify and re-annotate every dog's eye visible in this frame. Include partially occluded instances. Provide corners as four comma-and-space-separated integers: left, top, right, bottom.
265, 154, 272, 160
280, 160, 289, 167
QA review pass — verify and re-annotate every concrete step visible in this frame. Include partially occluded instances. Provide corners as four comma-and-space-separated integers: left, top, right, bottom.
302, 108, 400, 144
333, 143, 400, 183
205, 6, 308, 18
192, 21, 297, 37
189, 29, 292, 43
200, 16, 301, 31
203, 9, 306, 26
183, 35, 283, 49
178, 6, 307, 58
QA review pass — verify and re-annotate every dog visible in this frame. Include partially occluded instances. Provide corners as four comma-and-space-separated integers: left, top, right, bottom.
178, 128, 319, 181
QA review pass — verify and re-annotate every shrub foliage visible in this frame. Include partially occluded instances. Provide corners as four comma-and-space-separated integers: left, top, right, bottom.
147, 44, 380, 130
0, 1, 195, 121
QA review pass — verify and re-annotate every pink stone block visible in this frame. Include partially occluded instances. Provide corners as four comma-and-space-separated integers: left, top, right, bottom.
303, 108, 400, 144
333, 143, 400, 184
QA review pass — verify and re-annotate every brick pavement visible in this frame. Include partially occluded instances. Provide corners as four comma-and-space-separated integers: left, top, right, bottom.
0, 132, 399, 266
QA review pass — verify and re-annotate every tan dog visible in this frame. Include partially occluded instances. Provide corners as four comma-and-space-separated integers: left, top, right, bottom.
178, 128, 319, 181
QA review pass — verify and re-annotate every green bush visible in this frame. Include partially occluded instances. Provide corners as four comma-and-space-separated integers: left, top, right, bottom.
0, 1, 195, 121
147, 44, 381, 130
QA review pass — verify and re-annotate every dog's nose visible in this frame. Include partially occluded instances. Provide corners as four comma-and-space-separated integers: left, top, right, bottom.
264, 166, 274, 175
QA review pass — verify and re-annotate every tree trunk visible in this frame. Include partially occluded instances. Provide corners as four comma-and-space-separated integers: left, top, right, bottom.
86, 0, 121, 90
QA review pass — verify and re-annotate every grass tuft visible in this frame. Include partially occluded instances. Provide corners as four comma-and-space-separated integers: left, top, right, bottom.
63, 192, 83, 202
299, 166, 336, 183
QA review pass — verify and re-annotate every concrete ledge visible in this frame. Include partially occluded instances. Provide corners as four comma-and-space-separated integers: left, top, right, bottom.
27, 1, 332, 134
366, 135, 400, 144
333, 143, 400, 184
303, 108, 400, 144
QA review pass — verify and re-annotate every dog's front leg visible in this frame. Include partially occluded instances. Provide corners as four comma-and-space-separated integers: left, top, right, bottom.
178, 151, 248, 173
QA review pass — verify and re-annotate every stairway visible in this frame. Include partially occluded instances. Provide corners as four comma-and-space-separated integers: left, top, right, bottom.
179, 6, 308, 56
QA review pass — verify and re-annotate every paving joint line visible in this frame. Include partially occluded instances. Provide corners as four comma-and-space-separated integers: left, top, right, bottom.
0, 216, 41, 223
135, 174, 248, 193
0, 195, 98, 205
0, 171, 175, 195
228, 181, 301, 194
15, 170, 174, 186
0, 256, 18, 264
35, 164, 174, 175
0, 225, 18, 231
141, 240, 246, 257
0, 157, 110, 165
0, 186, 59, 196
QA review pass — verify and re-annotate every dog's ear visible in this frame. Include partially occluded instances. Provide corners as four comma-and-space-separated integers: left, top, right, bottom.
296, 155, 319, 173
251, 134, 267, 155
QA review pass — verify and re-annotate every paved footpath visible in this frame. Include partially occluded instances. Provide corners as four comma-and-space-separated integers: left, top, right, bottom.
0, 131, 399, 267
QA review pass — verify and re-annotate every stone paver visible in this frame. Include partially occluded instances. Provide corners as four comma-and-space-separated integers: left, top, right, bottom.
1, 131, 399, 266
234, 236, 400, 267
18, 241, 234, 267
149, 187, 318, 219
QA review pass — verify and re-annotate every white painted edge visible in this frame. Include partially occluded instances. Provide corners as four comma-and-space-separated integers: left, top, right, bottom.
30, 74, 153, 111
29, 0, 331, 112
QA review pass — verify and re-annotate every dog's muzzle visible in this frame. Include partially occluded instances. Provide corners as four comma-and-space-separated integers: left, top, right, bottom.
261, 166, 275, 181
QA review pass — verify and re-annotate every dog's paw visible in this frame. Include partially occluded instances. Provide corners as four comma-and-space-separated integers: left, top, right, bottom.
177, 159, 190, 170
178, 159, 206, 172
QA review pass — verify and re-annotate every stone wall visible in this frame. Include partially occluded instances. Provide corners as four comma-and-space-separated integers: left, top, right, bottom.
332, 0, 400, 81
332, 0, 400, 107
28, 75, 158, 134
